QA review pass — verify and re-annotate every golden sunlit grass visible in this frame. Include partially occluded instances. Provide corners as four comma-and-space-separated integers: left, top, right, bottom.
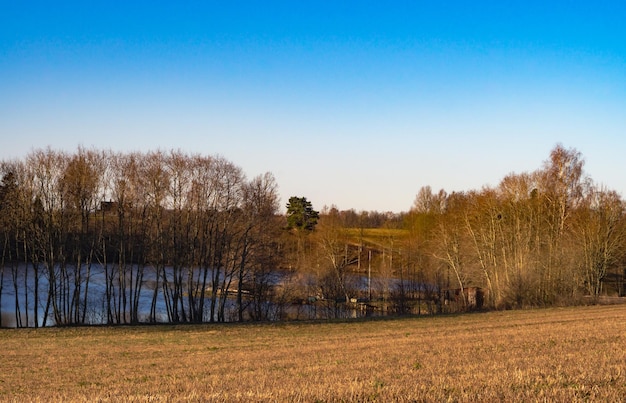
344, 227, 409, 249
1, 305, 625, 401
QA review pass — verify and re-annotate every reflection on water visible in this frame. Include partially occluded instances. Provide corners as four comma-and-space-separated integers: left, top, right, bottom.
1, 263, 428, 327
1, 263, 167, 327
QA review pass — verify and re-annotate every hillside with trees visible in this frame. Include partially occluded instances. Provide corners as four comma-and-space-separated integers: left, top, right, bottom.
1, 145, 625, 327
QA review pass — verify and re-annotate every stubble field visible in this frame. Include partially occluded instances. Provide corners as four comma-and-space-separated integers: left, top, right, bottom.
1, 305, 625, 402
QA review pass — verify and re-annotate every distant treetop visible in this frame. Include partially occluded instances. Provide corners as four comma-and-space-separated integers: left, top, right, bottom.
286, 196, 319, 231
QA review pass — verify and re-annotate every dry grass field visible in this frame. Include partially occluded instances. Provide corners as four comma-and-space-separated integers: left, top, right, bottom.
344, 227, 409, 250
1, 305, 625, 402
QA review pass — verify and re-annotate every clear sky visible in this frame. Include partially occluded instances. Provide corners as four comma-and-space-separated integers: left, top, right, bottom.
1, 2, 625, 212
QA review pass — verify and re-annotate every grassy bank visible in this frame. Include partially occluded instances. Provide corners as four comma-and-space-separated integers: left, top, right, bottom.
1, 305, 625, 401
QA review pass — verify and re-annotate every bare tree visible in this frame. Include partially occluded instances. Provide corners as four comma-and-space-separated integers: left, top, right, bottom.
495, 172, 543, 307
431, 192, 472, 311
239, 172, 283, 321
315, 206, 357, 316
58, 147, 104, 324
536, 144, 587, 302
138, 151, 170, 323
572, 186, 626, 297
26, 148, 70, 326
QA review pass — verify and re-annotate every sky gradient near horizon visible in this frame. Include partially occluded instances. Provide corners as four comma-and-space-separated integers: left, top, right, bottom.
2, 2, 625, 212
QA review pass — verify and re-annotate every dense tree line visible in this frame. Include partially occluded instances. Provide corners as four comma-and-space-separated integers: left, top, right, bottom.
400, 145, 626, 309
1, 145, 625, 327
289, 145, 626, 315
0, 148, 283, 326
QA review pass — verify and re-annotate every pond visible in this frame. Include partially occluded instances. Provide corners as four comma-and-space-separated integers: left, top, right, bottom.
0, 263, 428, 327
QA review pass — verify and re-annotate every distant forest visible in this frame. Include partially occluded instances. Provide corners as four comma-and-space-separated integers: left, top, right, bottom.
1, 144, 624, 327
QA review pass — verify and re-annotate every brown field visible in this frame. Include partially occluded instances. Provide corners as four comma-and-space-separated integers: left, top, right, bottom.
1, 305, 625, 402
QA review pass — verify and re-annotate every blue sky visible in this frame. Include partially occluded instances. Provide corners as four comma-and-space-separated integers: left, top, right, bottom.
1, 2, 625, 212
